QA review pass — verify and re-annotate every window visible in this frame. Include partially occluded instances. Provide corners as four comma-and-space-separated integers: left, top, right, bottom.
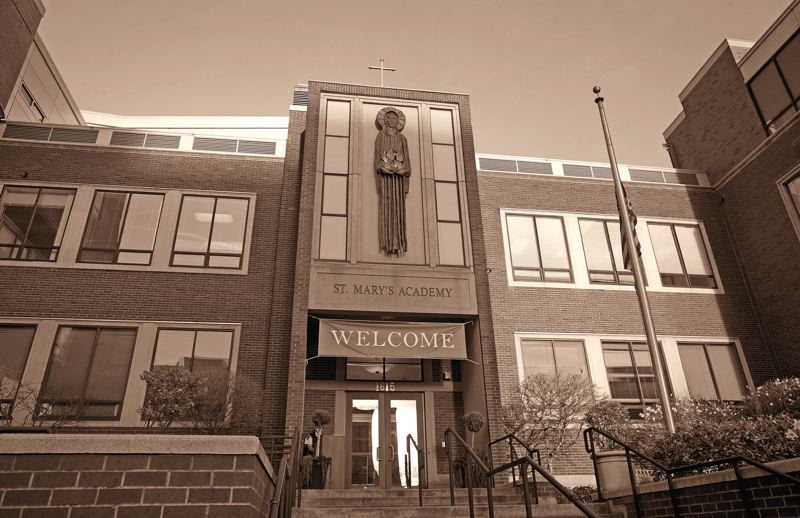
346, 357, 422, 381
152, 329, 233, 374
19, 82, 45, 122
319, 100, 351, 261
787, 174, 800, 222
78, 191, 164, 265
678, 343, 747, 401
0, 186, 75, 261
647, 223, 716, 288
748, 29, 800, 134
578, 219, 635, 285
0, 325, 36, 418
431, 108, 465, 266
602, 341, 670, 418
519, 339, 589, 379
172, 195, 249, 268
505, 214, 572, 282
39, 326, 137, 419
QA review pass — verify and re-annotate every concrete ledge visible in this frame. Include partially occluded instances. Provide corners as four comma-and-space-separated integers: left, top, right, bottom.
603, 457, 800, 499
0, 433, 275, 480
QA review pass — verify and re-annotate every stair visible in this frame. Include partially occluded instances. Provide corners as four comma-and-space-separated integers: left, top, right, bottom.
292, 488, 623, 517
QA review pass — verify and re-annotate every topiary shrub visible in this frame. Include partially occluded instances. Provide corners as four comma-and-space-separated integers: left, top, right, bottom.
462, 410, 486, 449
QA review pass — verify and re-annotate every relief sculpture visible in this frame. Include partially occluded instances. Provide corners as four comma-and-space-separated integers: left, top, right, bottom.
374, 107, 410, 255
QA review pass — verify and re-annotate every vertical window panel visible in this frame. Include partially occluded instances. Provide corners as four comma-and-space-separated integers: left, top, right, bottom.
521, 340, 556, 377
84, 329, 136, 401
319, 216, 347, 260
579, 220, 613, 271
174, 196, 215, 253
678, 344, 718, 400
707, 345, 747, 400
0, 326, 36, 413
506, 215, 539, 268
438, 222, 464, 266
432, 144, 457, 181
430, 109, 454, 145
675, 226, 712, 275
649, 224, 683, 275
193, 331, 233, 374
750, 62, 793, 123
777, 34, 800, 97
153, 330, 195, 369
322, 175, 348, 215
81, 192, 127, 253
553, 341, 590, 377
435, 183, 460, 222
326, 100, 351, 137
323, 136, 349, 175
209, 198, 248, 255
118, 194, 162, 257
788, 175, 800, 218
536, 217, 569, 269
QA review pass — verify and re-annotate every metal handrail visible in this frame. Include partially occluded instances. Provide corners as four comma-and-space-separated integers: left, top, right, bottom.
445, 427, 599, 518
584, 426, 800, 518
488, 433, 541, 491
405, 433, 425, 506
266, 429, 302, 518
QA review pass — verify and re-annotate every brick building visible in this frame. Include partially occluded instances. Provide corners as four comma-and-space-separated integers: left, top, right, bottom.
0, 0, 797, 494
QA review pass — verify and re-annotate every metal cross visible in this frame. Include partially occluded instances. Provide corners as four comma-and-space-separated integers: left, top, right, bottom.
368, 59, 397, 87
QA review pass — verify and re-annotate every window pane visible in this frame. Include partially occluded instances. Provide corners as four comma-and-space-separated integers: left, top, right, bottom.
119, 194, 162, 253
430, 109, 454, 145
648, 224, 683, 274
84, 328, 136, 401
603, 348, 639, 400
438, 221, 464, 265
324, 136, 349, 174
579, 220, 613, 271
707, 345, 747, 400
629, 169, 664, 183
592, 167, 612, 180
347, 359, 384, 380
326, 100, 350, 137
0, 187, 39, 249
606, 222, 628, 272
521, 340, 556, 377
208, 255, 241, 268
553, 341, 589, 378
433, 144, 457, 181
192, 331, 233, 374
675, 226, 712, 275
777, 34, 800, 98
322, 174, 348, 215
678, 344, 717, 400
0, 326, 36, 393
385, 361, 422, 381
506, 215, 539, 268
117, 251, 151, 265
750, 62, 792, 123
27, 189, 73, 251
536, 217, 568, 269
43, 328, 95, 398
789, 175, 800, 215
82, 192, 128, 252
319, 215, 347, 260
209, 198, 248, 254
435, 182, 460, 222
175, 196, 214, 253
153, 330, 195, 369
172, 254, 206, 267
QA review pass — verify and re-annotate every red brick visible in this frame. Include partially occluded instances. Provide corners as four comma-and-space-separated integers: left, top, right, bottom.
50, 488, 97, 505
0, 456, 15, 470
188, 487, 230, 503
104, 455, 149, 470
149, 455, 192, 470
78, 471, 123, 488
0, 472, 32, 488
213, 471, 255, 487
207, 504, 257, 518
231, 487, 256, 505
162, 505, 208, 518
59, 455, 105, 471
96, 487, 142, 505
19, 509, 68, 518
0, 509, 20, 518
234, 456, 258, 470
143, 487, 187, 504
68, 507, 115, 518
13, 456, 60, 471
2, 489, 51, 506
117, 505, 162, 518
193, 455, 235, 470
169, 471, 211, 486
123, 471, 168, 486
31, 472, 77, 488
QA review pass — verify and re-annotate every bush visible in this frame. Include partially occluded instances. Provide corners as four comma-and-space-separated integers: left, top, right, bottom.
555, 485, 596, 504
585, 400, 630, 451
743, 378, 800, 418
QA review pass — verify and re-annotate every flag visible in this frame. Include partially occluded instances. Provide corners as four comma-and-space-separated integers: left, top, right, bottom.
616, 182, 641, 271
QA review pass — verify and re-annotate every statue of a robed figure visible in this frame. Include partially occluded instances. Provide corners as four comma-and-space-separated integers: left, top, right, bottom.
374, 107, 411, 255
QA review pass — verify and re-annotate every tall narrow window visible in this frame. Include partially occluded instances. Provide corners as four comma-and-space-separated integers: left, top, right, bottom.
152, 329, 233, 374
39, 326, 137, 419
678, 342, 747, 401
505, 214, 572, 282
520, 339, 589, 379
0, 325, 36, 418
79, 191, 163, 265
647, 223, 716, 288
747, 29, 800, 134
786, 174, 800, 223
602, 341, 670, 419
578, 219, 635, 285
172, 195, 249, 268
0, 186, 75, 261
319, 100, 351, 260
431, 108, 465, 266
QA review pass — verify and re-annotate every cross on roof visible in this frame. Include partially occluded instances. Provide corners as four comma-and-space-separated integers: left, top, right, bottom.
368, 59, 397, 87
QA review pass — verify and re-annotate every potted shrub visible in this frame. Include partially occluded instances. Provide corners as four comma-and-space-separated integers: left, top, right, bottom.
302, 410, 332, 489
585, 399, 633, 494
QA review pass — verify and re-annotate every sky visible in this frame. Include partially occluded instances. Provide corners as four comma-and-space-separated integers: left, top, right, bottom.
39, 0, 790, 167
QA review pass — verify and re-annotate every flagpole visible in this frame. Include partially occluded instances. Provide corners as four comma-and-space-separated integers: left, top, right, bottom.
593, 86, 676, 434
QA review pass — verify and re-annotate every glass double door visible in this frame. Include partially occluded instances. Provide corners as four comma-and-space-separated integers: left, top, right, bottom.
348, 392, 424, 489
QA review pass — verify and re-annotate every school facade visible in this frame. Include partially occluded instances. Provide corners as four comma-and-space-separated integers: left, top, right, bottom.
0, 0, 798, 491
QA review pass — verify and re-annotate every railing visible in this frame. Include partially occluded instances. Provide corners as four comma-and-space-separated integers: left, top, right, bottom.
445, 428, 599, 518
584, 426, 800, 518
404, 433, 425, 506
488, 433, 541, 492
264, 429, 302, 518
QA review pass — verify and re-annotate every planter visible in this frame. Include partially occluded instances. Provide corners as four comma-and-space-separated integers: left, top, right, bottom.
595, 450, 632, 494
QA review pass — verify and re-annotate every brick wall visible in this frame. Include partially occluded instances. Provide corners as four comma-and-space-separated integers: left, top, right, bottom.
302, 389, 336, 436
434, 391, 465, 473
0, 435, 275, 518
0, 1, 42, 108
0, 142, 293, 435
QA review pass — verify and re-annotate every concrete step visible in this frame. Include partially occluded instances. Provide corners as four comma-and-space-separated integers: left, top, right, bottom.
301, 488, 525, 507
293, 503, 621, 518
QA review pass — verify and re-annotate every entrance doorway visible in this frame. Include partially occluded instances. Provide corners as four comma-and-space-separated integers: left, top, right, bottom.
347, 392, 425, 489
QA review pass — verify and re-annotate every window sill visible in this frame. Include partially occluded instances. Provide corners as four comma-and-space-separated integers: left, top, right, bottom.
0, 259, 249, 276
507, 279, 724, 294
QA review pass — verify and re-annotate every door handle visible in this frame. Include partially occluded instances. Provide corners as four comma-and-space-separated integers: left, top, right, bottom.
388, 445, 395, 461
376, 445, 382, 462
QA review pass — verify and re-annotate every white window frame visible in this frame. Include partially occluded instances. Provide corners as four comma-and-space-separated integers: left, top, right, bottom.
778, 165, 800, 243
2, 317, 241, 428
0, 180, 256, 275
514, 337, 592, 382
513, 332, 753, 402
500, 208, 725, 294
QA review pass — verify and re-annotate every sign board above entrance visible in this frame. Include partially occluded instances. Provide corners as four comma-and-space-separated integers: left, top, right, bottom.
318, 319, 467, 360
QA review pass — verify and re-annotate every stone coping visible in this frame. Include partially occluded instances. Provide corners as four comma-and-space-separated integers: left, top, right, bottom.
0, 434, 275, 481
603, 457, 800, 499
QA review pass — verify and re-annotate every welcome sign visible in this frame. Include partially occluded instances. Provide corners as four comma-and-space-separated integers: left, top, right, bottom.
318, 319, 468, 359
